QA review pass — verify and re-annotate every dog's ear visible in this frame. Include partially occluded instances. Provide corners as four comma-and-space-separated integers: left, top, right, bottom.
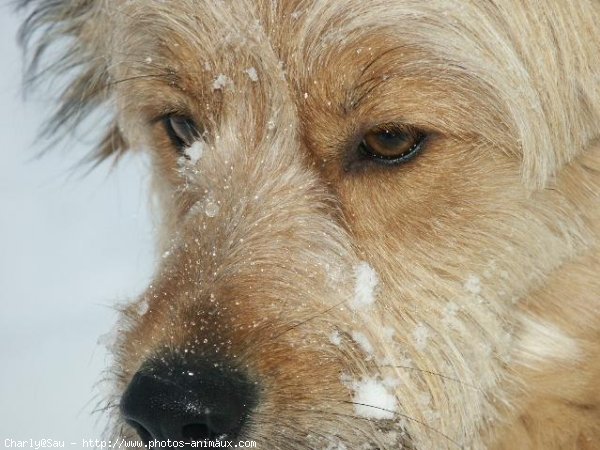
18, 0, 127, 164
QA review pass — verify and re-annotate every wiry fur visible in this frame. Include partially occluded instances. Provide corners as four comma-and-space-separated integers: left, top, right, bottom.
19, 1, 600, 448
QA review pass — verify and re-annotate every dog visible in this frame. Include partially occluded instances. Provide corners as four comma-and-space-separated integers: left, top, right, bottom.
19, 0, 600, 448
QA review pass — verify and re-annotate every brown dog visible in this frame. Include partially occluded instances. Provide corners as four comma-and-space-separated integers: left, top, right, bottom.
20, 1, 600, 448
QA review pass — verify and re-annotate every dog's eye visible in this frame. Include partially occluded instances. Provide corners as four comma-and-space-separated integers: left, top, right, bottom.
358, 125, 425, 165
162, 115, 201, 151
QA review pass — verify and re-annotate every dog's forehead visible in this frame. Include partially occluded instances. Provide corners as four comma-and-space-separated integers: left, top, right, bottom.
116, 0, 388, 48
112, 0, 442, 81
107, 0, 596, 189
111, 0, 487, 134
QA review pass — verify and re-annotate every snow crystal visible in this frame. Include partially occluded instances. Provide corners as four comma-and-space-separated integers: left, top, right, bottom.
412, 323, 430, 351
424, 409, 442, 425
324, 262, 346, 288
464, 274, 482, 294
96, 332, 114, 350
340, 373, 354, 388
352, 378, 397, 419
397, 352, 414, 368
382, 376, 401, 389
177, 156, 188, 168
417, 391, 432, 407
204, 200, 219, 217
351, 331, 374, 357
136, 300, 149, 316
442, 302, 460, 329
97, 324, 121, 352
323, 440, 347, 450
350, 261, 379, 309
184, 141, 204, 163
212, 74, 232, 90
382, 326, 395, 340
381, 431, 401, 448
329, 330, 342, 346
244, 67, 259, 82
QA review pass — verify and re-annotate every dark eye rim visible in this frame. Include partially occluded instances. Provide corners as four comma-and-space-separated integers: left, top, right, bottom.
161, 114, 202, 152
357, 124, 427, 166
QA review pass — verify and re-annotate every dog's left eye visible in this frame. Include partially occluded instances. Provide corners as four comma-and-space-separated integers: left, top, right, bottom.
358, 125, 425, 165
162, 115, 201, 151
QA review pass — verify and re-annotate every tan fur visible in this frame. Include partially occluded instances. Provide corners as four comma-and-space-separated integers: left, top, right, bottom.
20, 0, 600, 448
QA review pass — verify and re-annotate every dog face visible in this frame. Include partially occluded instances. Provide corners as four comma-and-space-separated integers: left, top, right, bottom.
21, 0, 600, 448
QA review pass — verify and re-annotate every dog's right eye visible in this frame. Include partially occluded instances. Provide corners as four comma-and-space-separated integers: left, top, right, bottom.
162, 115, 201, 151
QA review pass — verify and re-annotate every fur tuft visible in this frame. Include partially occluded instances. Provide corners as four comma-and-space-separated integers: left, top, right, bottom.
18, 0, 126, 161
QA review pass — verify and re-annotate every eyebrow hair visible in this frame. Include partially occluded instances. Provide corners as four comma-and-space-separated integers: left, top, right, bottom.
105, 53, 184, 87
344, 45, 411, 112
105, 73, 174, 88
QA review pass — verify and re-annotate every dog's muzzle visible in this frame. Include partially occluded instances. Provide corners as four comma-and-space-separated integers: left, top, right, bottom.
120, 356, 257, 445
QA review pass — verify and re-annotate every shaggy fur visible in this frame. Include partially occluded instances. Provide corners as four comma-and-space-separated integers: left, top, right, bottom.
19, 1, 600, 448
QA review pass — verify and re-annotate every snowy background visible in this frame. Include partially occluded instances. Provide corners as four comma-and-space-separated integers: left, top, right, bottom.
0, 6, 155, 442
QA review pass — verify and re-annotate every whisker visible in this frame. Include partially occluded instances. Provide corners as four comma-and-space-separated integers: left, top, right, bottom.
382, 364, 483, 391
104, 73, 175, 88
91, 401, 120, 415
257, 407, 388, 450
285, 407, 398, 450
342, 401, 463, 449
269, 299, 348, 341
239, 298, 348, 365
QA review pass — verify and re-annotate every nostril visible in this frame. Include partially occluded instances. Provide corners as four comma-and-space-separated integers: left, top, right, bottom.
121, 357, 257, 444
182, 423, 217, 441
126, 420, 152, 445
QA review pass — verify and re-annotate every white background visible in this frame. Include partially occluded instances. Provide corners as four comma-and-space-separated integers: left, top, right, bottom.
0, 6, 155, 441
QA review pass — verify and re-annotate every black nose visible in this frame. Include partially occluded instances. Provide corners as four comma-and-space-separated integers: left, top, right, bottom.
120, 357, 257, 445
